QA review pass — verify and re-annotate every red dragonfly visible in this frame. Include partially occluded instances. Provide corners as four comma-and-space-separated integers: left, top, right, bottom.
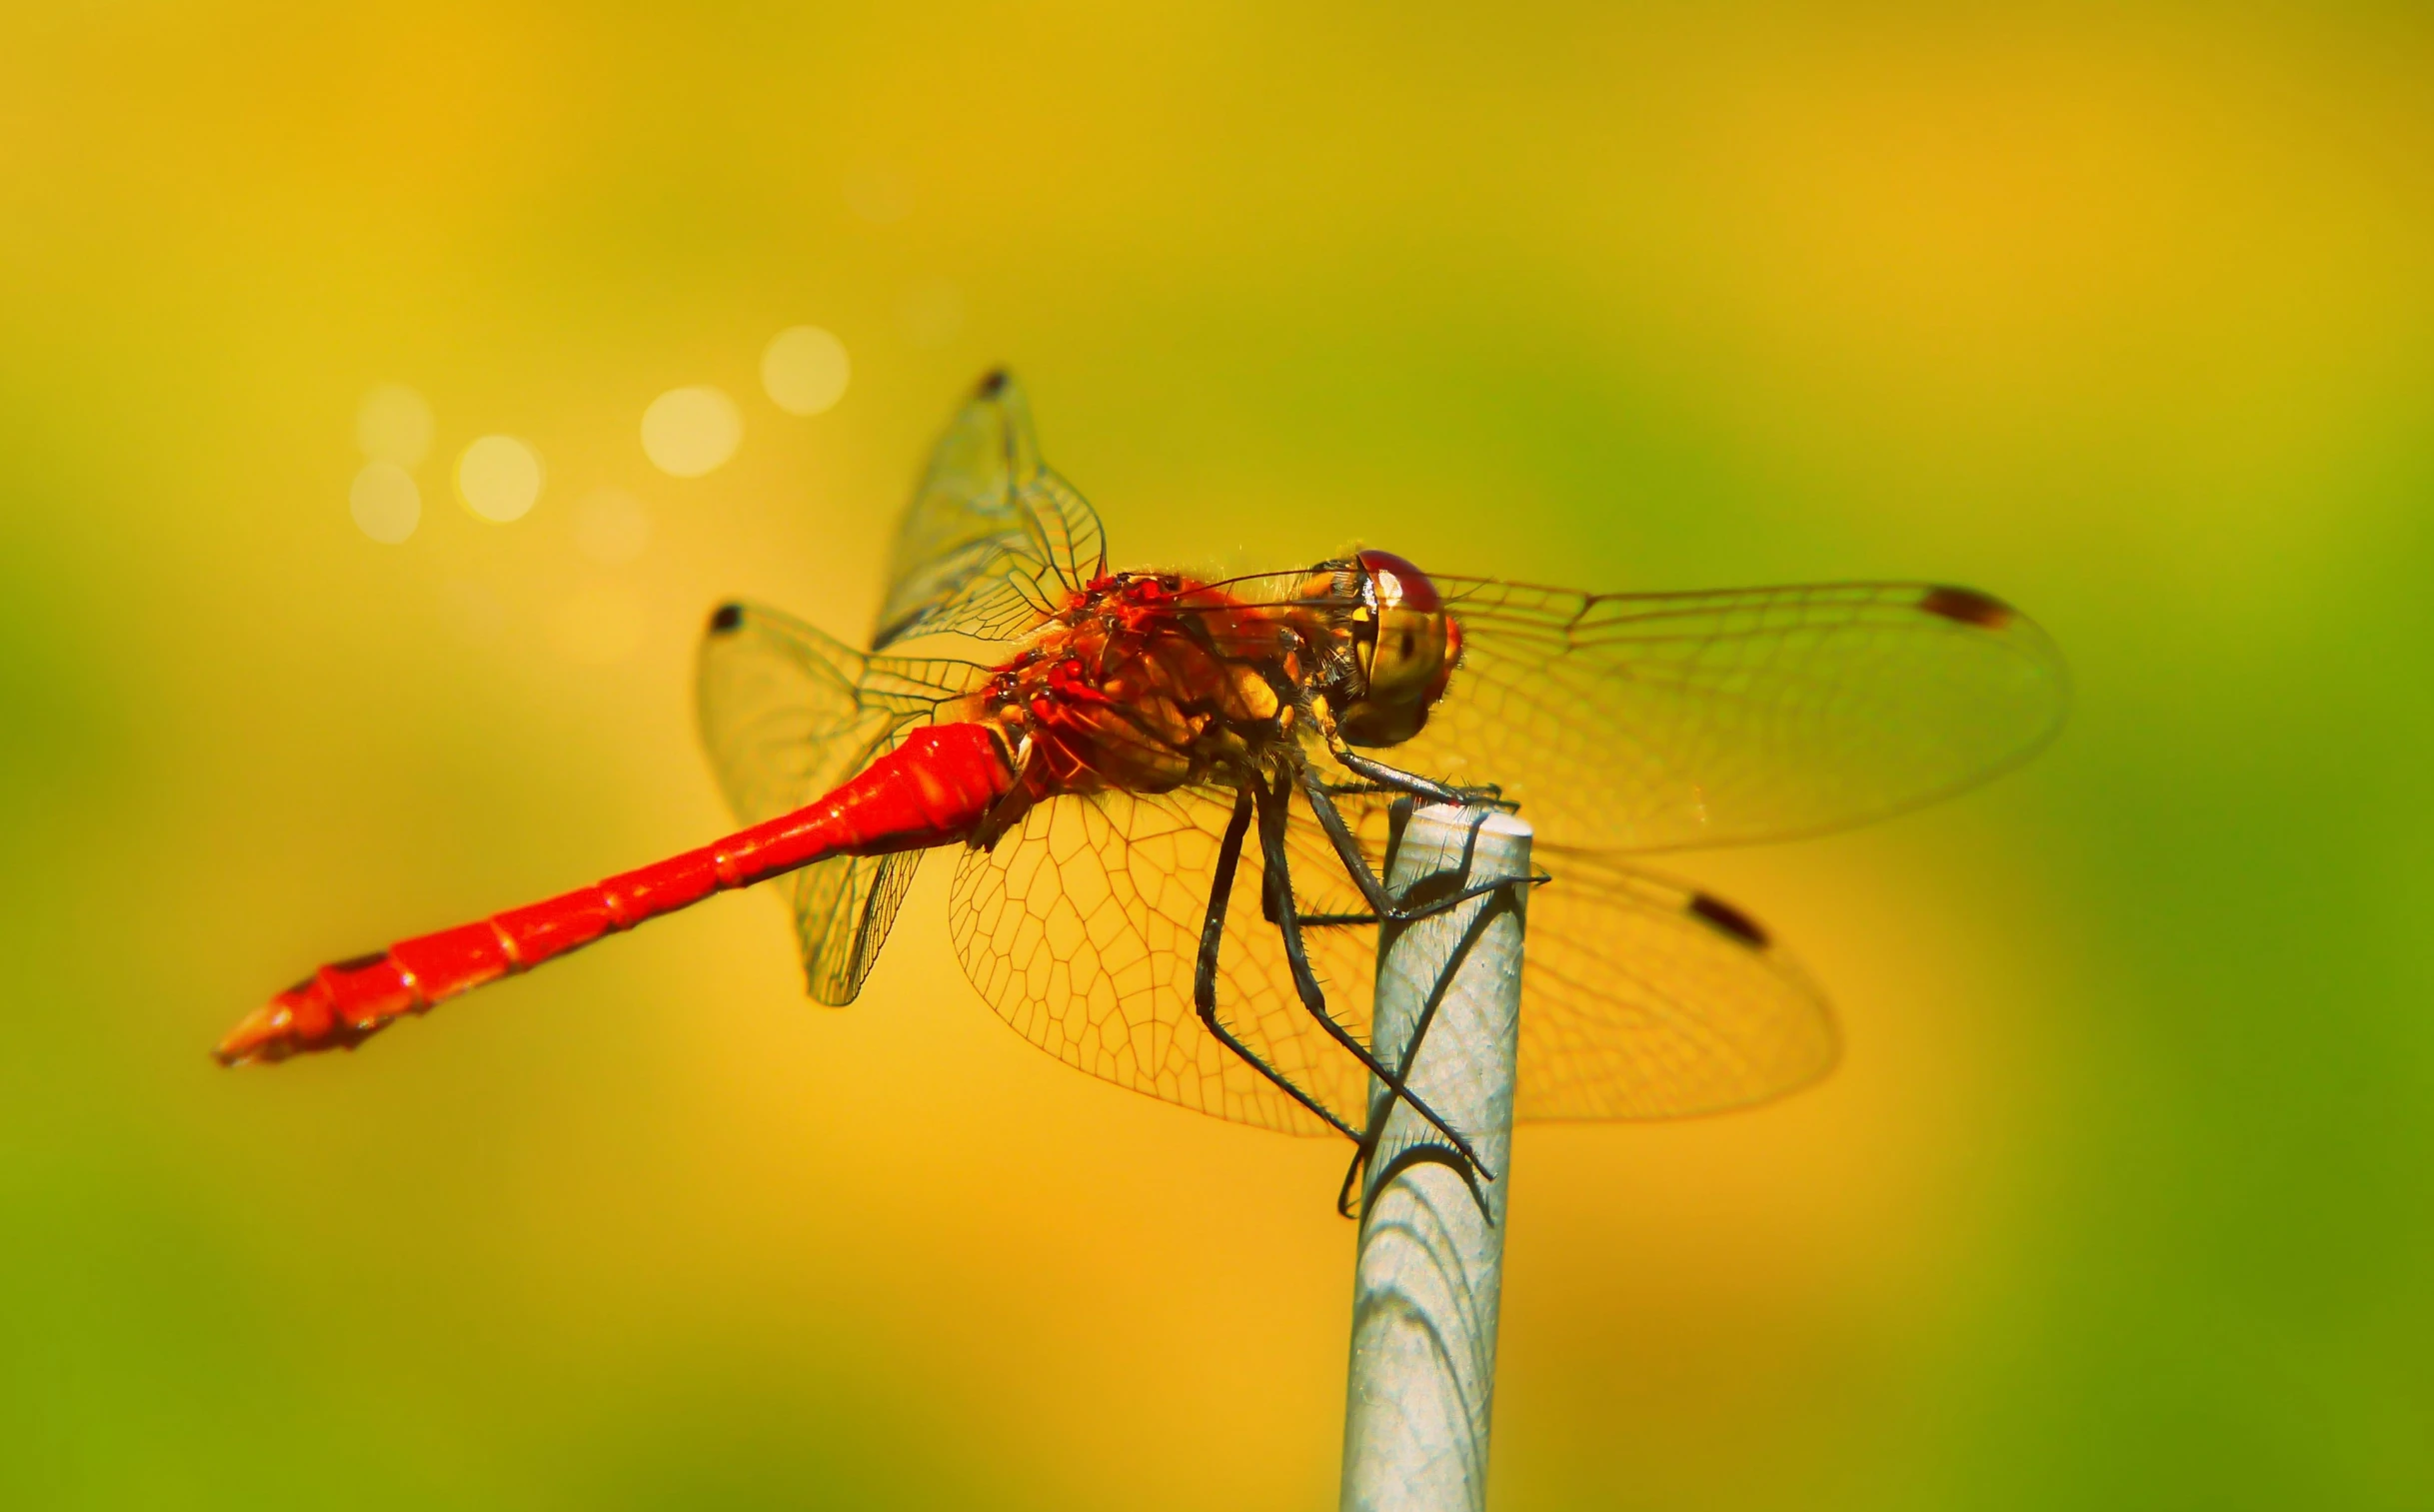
220, 371, 2064, 1200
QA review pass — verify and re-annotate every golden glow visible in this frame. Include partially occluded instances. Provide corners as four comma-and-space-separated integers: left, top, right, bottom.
761, 327, 852, 417
900, 279, 964, 350
842, 163, 914, 224
436, 577, 506, 643
574, 488, 650, 565
14, 10, 2422, 1509
456, 435, 543, 523
347, 461, 420, 544
354, 384, 433, 467
642, 385, 743, 477
549, 583, 643, 664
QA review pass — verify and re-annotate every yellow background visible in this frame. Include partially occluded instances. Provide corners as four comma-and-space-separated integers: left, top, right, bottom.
4, 5, 2430, 1507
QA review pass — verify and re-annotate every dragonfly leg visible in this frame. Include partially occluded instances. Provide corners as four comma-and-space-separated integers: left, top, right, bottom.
1251, 773, 1494, 1184
1333, 855, 1526, 1219
1312, 779, 1398, 797
1298, 769, 1542, 927
1322, 738, 1471, 806
1334, 1128, 1493, 1221
1300, 694, 1511, 811
1317, 781, 1516, 819
1194, 781, 1361, 1142
970, 733, 1043, 850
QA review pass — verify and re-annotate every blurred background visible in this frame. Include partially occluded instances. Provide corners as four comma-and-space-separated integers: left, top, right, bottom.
4, 4, 2430, 1508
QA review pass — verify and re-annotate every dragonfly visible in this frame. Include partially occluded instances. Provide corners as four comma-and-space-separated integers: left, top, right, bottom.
219, 370, 2066, 1208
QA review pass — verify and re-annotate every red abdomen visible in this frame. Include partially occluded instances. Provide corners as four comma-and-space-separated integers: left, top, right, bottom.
217, 723, 1016, 1065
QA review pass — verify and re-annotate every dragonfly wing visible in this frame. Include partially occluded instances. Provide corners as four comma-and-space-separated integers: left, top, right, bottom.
1403, 579, 2068, 853
789, 849, 927, 1005
871, 371, 1109, 650
946, 781, 1835, 1129
697, 601, 987, 1004
947, 783, 1380, 1137
1513, 847, 1836, 1120
1302, 795, 1833, 1119
699, 602, 888, 825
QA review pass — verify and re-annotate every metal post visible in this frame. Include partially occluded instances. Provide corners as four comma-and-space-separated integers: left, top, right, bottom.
1340, 804, 1530, 1512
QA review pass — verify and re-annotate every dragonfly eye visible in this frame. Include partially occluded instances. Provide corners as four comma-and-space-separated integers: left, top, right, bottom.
1337, 550, 1457, 747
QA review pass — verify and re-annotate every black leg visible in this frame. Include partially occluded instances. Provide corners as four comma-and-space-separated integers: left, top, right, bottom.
1195, 782, 1360, 1141
1323, 743, 1479, 807
1292, 690, 1510, 809
1294, 775, 1537, 1218
1339, 1132, 1495, 1223
1251, 772, 1493, 1180
1299, 768, 1538, 925
972, 736, 1041, 849
1335, 877, 1519, 1218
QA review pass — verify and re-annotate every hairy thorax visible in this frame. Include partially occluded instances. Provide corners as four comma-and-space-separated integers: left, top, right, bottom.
983, 572, 1339, 798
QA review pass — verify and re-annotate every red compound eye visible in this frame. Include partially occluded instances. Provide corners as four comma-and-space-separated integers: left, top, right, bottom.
1354, 550, 1441, 614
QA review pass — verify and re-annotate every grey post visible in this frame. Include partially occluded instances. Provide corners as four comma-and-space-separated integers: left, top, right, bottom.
1340, 803, 1531, 1512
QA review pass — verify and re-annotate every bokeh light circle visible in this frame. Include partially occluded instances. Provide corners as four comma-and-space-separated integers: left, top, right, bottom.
349, 461, 421, 543
762, 327, 851, 416
458, 436, 544, 523
355, 385, 434, 467
642, 386, 743, 477
575, 489, 650, 565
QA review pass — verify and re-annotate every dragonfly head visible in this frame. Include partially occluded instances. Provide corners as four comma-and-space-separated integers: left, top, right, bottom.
1337, 550, 1460, 747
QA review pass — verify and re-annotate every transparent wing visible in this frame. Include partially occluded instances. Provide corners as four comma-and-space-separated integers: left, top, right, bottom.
1398, 579, 2068, 853
697, 601, 988, 1004
946, 784, 1379, 1137
789, 849, 927, 1006
1319, 797, 1835, 1120
946, 781, 1840, 1133
699, 602, 890, 827
1513, 847, 1835, 1120
871, 370, 1109, 650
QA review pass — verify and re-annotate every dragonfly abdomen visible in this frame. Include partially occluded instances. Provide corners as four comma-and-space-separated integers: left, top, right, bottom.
216, 724, 1017, 1066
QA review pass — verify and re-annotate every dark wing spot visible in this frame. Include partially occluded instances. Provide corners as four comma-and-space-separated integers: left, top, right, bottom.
332, 951, 390, 973
976, 368, 1010, 397
1918, 585, 2013, 629
708, 603, 745, 634
1688, 891, 1770, 948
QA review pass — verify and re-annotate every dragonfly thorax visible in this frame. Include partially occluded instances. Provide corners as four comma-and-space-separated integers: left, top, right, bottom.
982, 571, 1312, 797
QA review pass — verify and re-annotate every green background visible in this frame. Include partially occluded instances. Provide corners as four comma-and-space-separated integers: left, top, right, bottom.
4, 4, 2429, 1508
